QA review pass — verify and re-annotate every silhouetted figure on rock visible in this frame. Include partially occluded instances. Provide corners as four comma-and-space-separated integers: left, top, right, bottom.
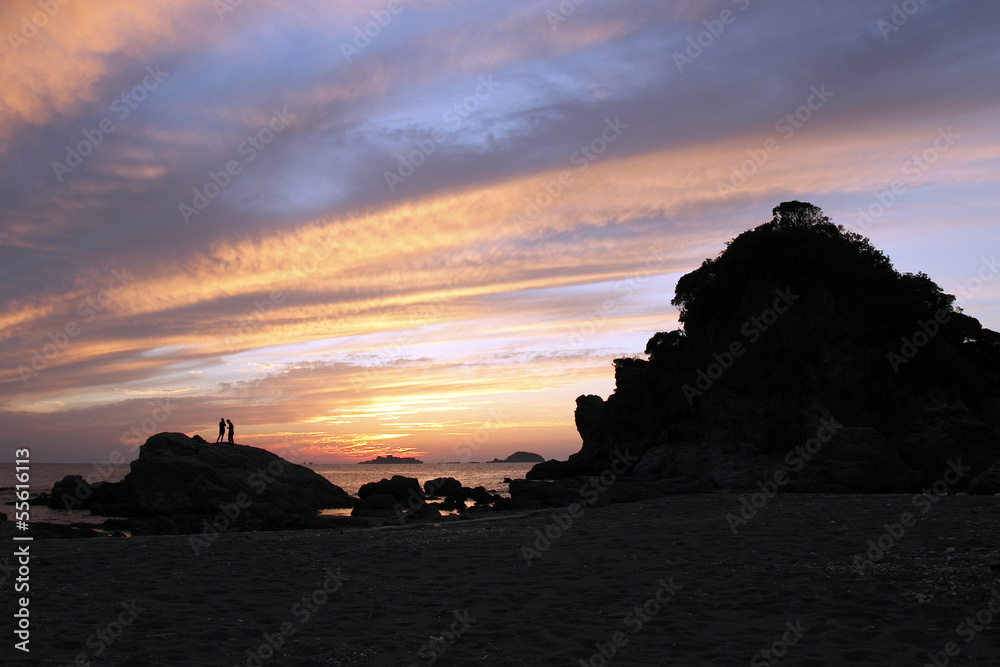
227, 419, 235, 445
216, 418, 226, 443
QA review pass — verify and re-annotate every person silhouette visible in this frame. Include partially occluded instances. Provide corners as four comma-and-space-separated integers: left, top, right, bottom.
227, 419, 235, 445
216, 418, 226, 443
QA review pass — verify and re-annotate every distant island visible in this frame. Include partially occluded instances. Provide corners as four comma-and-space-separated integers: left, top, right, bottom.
488, 451, 544, 463
358, 455, 423, 465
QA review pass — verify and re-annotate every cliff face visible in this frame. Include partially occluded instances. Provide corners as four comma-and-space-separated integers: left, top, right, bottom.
530, 202, 1000, 492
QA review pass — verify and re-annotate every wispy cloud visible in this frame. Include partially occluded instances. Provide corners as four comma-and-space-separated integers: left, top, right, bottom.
2, 0, 999, 461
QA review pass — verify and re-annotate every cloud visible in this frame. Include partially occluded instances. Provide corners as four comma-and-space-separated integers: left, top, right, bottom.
2, 0, 999, 461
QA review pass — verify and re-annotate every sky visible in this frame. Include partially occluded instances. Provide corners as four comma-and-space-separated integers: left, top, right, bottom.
1, 0, 999, 464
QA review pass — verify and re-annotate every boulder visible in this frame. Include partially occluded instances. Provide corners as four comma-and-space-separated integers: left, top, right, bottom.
358, 475, 423, 503
969, 462, 1000, 495
399, 502, 441, 524
424, 477, 462, 497
351, 493, 399, 518
468, 485, 497, 504
438, 496, 466, 511
47, 475, 89, 509
120, 432, 354, 519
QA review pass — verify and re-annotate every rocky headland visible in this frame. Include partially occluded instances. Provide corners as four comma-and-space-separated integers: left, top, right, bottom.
524, 202, 1000, 500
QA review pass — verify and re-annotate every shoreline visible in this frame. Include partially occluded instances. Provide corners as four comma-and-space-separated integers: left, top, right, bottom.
6, 493, 1000, 665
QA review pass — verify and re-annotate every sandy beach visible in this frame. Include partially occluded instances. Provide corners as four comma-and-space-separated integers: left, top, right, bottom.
5, 493, 1000, 666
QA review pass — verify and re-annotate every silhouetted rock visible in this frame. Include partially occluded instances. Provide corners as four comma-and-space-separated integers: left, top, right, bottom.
489, 497, 521, 512
119, 433, 354, 519
399, 502, 441, 524
438, 496, 466, 511
468, 485, 498, 504
45, 475, 134, 512
489, 451, 545, 463
358, 475, 423, 503
351, 493, 398, 518
358, 455, 423, 464
44, 432, 355, 529
529, 202, 1000, 493
424, 477, 462, 497
969, 462, 1000, 495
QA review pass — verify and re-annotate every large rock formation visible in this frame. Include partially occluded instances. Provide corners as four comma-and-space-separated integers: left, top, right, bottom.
124, 432, 355, 517
50, 433, 354, 522
529, 202, 1000, 493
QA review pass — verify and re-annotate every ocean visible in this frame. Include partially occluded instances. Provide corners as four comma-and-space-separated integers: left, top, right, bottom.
0, 461, 538, 526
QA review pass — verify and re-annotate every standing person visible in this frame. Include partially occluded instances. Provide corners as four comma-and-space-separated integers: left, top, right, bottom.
216, 418, 226, 443
227, 419, 235, 445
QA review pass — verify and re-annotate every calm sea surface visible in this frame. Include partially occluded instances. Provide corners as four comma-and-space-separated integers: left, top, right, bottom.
0, 461, 537, 526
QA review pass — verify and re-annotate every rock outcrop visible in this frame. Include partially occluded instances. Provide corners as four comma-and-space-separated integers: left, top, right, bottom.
47, 433, 354, 524
969, 462, 1000, 495
358, 475, 423, 504
124, 433, 354, 518
423, 477, 463, 497
529, 202, 1000, 493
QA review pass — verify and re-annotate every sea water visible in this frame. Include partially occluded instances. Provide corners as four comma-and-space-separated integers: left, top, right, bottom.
0, 461, 538, 526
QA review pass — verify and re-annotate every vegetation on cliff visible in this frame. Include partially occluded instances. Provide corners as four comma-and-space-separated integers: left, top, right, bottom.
531, 202, 1000, 491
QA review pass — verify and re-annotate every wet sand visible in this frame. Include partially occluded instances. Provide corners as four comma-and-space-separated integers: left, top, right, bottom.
6, 493, 1000, 666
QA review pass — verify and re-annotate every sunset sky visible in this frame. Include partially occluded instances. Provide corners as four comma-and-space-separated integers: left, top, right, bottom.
2, 0, 998, 463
